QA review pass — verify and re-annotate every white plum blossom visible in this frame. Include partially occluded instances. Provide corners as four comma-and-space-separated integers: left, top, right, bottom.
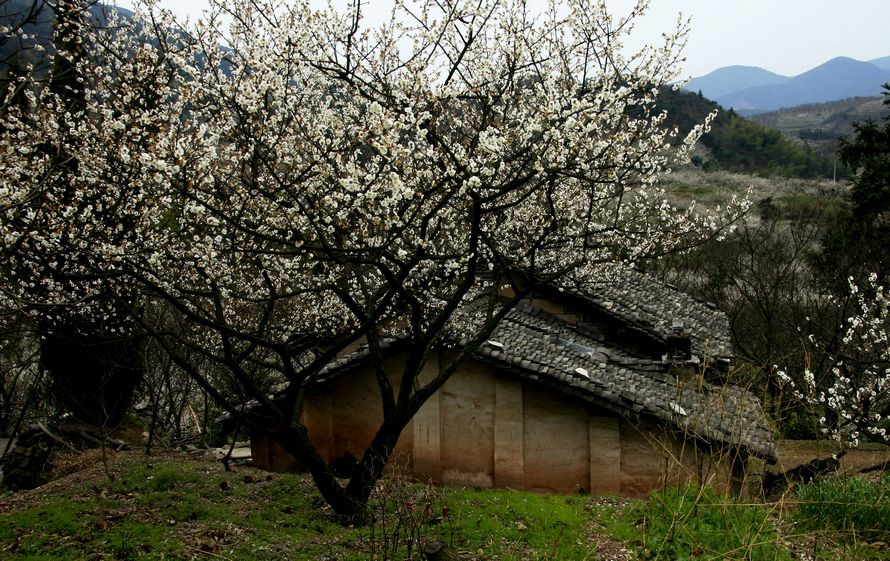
1, 0, 747, 520
776, 275, 890, 446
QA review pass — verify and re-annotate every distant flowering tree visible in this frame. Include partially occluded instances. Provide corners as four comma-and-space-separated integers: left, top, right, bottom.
0, 0, 746, 521
775, 274, 890, 446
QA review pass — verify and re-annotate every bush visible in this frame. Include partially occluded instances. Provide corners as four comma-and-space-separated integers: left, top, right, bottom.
779, 412, 822, 440
631, 485, 791, 561
795, 474, 890, 541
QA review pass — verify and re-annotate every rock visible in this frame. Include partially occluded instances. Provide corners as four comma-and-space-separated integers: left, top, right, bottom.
420, 541, 460, 561
0, 420, 128, 491
0, 425, 60, 490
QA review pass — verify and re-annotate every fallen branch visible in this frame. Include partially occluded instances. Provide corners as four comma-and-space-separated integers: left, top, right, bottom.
34, 423, 77, 453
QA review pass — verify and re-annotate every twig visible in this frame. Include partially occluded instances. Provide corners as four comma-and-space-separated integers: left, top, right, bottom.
183, 546, 234, 560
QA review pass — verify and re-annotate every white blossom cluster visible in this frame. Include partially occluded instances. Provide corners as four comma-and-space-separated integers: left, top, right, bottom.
774, 274, 890, 446
1, 0, 745, 391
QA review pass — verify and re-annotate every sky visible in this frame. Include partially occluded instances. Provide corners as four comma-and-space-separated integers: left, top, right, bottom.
115, 0, 890, 78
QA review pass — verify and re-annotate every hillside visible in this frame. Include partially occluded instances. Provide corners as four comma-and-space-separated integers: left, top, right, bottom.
0, 0, 55, 76
751, 96, 890, 138
749, 96, 890, 162
655, 87, 837, 178
1, 1, 132, 74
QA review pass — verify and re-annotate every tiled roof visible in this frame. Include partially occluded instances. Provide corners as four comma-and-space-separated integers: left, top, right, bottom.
562, 268, 733, 359
478, 304, 777, 462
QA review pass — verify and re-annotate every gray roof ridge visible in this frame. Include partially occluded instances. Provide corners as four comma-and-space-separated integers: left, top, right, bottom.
481, 306, 777, 462
555, 268, 733, 360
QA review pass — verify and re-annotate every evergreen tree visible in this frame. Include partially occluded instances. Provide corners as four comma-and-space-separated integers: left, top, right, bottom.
839, 84, 890, 219
814, 84, 890, 291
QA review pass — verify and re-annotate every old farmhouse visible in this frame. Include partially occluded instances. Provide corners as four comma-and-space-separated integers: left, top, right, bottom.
250, 270, 778, 497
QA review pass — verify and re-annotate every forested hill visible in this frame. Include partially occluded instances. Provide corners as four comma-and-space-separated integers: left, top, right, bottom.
655, 86, 840, 179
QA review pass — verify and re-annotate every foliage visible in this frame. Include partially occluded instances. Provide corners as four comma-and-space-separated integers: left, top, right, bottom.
0, 0, 744, 521
796, 90, 890, 445
813, 85, 890, 293
628, 484, 791, 561
839, 84, 890, 219
795, 474, 890, 542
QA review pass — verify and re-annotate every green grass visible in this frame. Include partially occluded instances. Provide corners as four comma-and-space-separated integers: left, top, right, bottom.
0, 454, 331, 560
444, 489, 589, 559
616, 484, 792, 561
795, 473, 890, 542
1, 450, 888, 560
0, 452, 604, 560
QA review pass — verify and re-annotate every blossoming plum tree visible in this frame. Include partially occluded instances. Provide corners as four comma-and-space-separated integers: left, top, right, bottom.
0, 0, 745, 520
776, 275, 890, 446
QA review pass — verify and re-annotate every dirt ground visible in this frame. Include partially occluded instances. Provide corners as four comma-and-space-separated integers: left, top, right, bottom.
773, 440, 889, 476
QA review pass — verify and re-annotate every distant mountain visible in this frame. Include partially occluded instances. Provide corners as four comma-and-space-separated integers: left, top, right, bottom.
1, 1, 134, 78
684, 57, 890, 115
684, 66, 789, 99
870, 56, 890, 70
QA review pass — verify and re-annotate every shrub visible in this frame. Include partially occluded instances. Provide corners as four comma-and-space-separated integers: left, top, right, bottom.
631, 484, 791, 561
795, 474, 890, 541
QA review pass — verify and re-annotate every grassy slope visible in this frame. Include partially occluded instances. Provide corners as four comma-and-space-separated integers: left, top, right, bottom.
0, 450, 625, 561
2, 448, 888, 560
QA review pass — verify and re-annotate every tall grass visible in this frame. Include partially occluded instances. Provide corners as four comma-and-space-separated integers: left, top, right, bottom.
630, 484, 792, 561
795, 474, 890, 542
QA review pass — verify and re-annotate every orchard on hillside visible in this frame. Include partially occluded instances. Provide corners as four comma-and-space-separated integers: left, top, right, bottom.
0, 0, 746, 521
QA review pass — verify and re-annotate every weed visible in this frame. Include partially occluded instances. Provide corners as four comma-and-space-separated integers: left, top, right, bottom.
628, 484, 792, 561
364, 473, 454, 561
795, 474, 890, 542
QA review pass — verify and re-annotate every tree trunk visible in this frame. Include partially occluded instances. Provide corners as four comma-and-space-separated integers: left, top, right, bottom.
276, 413, 408, 525
343, 416, 409, 514
277, 424, 367, 523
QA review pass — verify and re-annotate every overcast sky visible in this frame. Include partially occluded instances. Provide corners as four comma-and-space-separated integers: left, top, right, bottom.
115, 0, 890, 78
